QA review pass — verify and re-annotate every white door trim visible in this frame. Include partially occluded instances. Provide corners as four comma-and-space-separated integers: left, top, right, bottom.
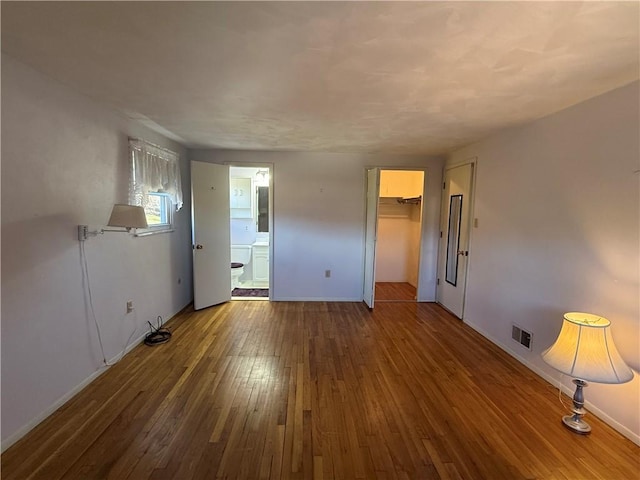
363, 167, 380, 308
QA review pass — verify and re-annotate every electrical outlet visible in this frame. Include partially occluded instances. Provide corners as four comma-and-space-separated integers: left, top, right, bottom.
78, 225, 88, 241
126, 301, 133, 313
325, 270, 331, 278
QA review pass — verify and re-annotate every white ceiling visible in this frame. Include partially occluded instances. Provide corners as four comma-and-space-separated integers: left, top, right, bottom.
2, 2, 638, 155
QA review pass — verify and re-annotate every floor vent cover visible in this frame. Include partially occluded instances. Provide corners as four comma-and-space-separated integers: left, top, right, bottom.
511, 324, 532, 350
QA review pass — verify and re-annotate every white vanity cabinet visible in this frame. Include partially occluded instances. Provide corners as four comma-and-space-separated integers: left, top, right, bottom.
252, 245, 269, 286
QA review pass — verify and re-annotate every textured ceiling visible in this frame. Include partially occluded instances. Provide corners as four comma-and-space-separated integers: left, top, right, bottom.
2, 1, 638, 155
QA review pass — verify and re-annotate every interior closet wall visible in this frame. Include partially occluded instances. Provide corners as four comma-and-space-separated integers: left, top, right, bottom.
375, 170, 424, 287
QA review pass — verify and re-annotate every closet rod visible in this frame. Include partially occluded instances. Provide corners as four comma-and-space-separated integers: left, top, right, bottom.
397, 196, 422, 205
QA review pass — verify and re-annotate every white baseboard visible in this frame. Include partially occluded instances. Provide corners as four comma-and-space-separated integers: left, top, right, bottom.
463, 319, 640, 446
1, 328, 150, 453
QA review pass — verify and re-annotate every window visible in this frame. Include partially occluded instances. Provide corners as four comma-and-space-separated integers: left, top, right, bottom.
128, 138, 182, 236
144, 193, 172, 228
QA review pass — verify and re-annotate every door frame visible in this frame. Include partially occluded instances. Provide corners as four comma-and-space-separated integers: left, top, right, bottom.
436, 158, 477, 319
363, 168, 380, 308
227, 162, 274, 301
363, 166, 435, 306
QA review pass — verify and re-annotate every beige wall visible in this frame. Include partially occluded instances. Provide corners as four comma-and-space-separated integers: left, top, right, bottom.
1, 54, 194, 448
189, 150, 444, 301
448, 81, 640, 443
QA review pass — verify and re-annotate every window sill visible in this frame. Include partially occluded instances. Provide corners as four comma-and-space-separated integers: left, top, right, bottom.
134, 227, 175, 237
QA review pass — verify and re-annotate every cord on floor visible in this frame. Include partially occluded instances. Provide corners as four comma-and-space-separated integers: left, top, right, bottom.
144, 315, 172, 346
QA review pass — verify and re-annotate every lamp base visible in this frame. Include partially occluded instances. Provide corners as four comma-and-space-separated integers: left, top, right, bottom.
561, 379, 592, 435
562, 415, 591, 435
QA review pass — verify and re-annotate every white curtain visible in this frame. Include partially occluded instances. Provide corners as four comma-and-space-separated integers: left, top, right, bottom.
129, 138, 183, 211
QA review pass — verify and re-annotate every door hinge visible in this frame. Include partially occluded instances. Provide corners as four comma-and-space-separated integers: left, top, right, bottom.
440, 231, 443, 238
437, 278, 440, 285
443, 182, 446, 190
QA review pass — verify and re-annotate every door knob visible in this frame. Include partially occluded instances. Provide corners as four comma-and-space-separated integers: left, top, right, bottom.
195, 244, 204, 250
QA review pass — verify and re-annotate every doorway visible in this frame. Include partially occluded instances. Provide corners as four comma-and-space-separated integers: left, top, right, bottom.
375, 170, 424, 302
229, 166, 271, 300
363, 168, 426, 308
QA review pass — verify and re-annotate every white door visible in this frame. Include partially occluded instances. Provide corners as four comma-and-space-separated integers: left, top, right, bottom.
363, 168, 380, 308
191, 161, 231, 310
437, 163, 474, 318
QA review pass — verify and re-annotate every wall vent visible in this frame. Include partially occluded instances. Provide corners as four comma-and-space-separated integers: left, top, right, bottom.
511, 324, 532, 350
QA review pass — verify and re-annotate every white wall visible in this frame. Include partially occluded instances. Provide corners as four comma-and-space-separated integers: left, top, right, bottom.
448, 81, 640, 443
189, 150, 444, 301
1, 54, 193, 448
375, 202, 422, 286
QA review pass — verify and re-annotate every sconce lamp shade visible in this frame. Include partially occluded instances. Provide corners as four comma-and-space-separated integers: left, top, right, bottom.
542, 312, 633, 384
107, 204, 148, 229
255, 169, 270, 186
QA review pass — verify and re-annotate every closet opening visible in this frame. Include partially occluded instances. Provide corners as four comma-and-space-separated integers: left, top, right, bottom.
374, 169, 424, 302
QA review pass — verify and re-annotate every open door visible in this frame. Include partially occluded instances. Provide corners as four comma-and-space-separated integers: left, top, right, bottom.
437, 163, 474, 318
363, 168, 380, 308
192, 161, 231, 310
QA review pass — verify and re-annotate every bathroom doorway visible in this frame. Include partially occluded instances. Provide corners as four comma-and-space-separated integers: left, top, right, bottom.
229, 165, 271, 300
374, 169, 424, 302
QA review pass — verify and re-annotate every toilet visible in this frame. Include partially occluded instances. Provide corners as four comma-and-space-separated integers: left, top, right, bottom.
230, 245, 252, 289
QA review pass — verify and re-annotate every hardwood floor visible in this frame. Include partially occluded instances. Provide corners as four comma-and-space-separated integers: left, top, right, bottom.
2, 302, 638, 479
375, 282, 416, 302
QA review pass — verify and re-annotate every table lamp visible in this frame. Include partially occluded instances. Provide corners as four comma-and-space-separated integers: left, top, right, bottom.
542, 312, 633, 434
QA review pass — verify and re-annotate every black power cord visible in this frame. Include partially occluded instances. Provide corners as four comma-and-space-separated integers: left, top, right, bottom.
144, 316, 172, 346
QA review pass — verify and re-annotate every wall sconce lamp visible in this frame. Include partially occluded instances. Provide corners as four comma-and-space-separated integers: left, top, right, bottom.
256, 169, 270, 187
78, 204, 148, 241
542, 312, 633, 434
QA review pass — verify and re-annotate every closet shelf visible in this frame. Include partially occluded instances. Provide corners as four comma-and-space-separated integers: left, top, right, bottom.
379, 195, 422, 205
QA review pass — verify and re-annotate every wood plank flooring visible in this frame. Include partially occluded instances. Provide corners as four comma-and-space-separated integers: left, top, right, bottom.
2, 302, 638, 479
375, 282, 416, 302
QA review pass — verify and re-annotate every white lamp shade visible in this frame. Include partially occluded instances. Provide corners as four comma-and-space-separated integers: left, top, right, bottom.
107, 204, 148, 229
542, 312, 633, 384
